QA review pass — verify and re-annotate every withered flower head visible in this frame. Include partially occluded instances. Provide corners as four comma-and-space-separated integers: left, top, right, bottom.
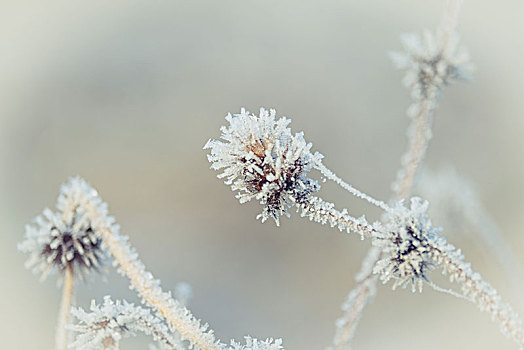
373, 197, 442, 292
19, 177, 113, 280
205, 108, 322, 225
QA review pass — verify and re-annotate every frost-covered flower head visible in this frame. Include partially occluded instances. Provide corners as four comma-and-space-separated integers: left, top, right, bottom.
373, 197, 444, 292
205, 108, 323, 225
18, 177, 111, 280
390, 28, 473, 103
69, 296, 178, 350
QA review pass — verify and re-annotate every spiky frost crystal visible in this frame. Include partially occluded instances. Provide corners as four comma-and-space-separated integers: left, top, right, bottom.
69, 296, 180, 350
373, 197, 444, 292
18, 177, 111, 280
229, 337, 283, 350
205, 108, 322, 225
390, 29, 473, 105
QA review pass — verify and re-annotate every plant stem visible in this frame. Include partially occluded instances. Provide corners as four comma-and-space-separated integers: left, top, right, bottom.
98, 225, 225, 350
56, 264, 74, 350
430, 242, 524, 347
64, 180, 226, 350
332, 273, 376, 350
329, 2, 463, 347
315, 162, 390, 211
394, 98, 433, 200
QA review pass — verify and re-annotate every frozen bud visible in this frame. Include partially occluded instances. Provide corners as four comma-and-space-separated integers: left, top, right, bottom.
205, 108, 323, 225
373, 197, 443, 292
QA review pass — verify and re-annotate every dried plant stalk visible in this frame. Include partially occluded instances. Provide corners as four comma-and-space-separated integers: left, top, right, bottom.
74, 193, 226, 350
56, 265, 74, 350
98, 226, 225, 350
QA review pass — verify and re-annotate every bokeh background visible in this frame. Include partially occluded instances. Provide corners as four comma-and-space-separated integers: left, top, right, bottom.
1, 0, 523, 349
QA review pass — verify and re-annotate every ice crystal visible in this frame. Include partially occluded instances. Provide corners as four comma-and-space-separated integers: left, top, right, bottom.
18, 177, 111, 280
372, 197, 443, 292
69, 296, 180, 350
229, 337, 283, 350
205, 108, 322, 225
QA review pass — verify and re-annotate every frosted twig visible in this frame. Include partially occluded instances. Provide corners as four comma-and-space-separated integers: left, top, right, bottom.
431, 239, 524, 346
69, 296, 183, 350
57, 265, 74, 350
391, 0, 472, 198
370, 198, 524, 347
54, 178, 227, 350
330, 1, 472, 347
328, 246, 380, 350
19, 177, 110, 350
417, 167, 524, 295
394, 98, 433, 199
314, 162, 390, 211
22, 177, 285, 350
297, 196, 376, 239
439, 0, 463, 52
229, 337, 283, 350
82, 209, 226, 350
299, 192, 524, 347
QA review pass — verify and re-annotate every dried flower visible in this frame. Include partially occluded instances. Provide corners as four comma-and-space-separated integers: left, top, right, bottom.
18, 177, 111, 280
390, 28, 473, 104
372, 197, 442, 292
205, 108, 322, 225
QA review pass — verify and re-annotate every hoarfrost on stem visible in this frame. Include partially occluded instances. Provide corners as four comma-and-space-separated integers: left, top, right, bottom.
229, 337, 283, 350
69, 296, 182, 350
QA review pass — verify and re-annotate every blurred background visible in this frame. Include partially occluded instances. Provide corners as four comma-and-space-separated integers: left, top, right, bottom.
1, 0, 523, 349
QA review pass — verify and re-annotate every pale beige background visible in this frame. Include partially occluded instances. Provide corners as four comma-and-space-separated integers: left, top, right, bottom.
1, 1, 523, 349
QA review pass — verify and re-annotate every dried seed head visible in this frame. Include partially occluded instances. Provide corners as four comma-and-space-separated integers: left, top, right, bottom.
205, 108, 322, 225
373, 197, 443, 292
19, 177, 112, 281
390, 29, 473, 103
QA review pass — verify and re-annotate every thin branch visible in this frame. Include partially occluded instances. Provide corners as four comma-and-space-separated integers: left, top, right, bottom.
69, 296, 185, 350
394, 98, 433, 200
315, 162, 390, 211
60, 180, 226, 350
431, 242, 524, 347
98, 232, 285, 350
329, 1, 469, 347
56, 264, 74, 350
297, 195, 377, 239
95, 224, 225, 350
